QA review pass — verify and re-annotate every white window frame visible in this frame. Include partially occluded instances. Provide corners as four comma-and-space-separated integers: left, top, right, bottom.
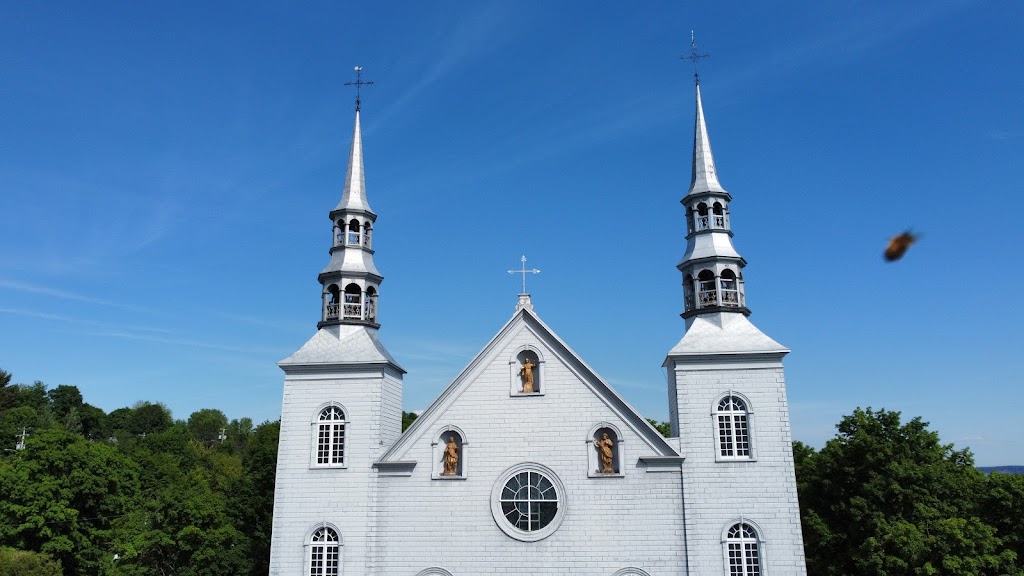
490, 462, 566, 542
415, 570, 454, 576
310, 403, 349, 469
713, 393, 755, 462
305, 524, 342, 576
721, 520, 765, 576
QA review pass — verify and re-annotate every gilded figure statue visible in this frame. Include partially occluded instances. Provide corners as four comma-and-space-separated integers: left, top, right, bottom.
442, 435, 459, 476
520, 358, 536, 393
594, 432, 615, 474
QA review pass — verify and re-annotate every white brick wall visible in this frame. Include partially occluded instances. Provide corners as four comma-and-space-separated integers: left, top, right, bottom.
668, 359, 807, 575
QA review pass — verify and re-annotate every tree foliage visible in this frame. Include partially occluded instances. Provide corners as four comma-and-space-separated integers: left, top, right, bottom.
795, 408, 1020, 575
0, 547, 63, 576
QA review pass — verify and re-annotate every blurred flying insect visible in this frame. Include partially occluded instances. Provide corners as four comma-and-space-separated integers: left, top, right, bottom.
884, 230, 918, 262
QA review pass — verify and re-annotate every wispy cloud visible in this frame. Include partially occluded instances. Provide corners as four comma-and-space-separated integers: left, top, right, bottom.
0, 279, 153, 313
0, 306, 171, 333
53, 328, 279, 357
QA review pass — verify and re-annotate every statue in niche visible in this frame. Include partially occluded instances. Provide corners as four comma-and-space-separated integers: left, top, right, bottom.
519, 358, 536, 393
594, 432, 615, 474
442, 435, 459, 476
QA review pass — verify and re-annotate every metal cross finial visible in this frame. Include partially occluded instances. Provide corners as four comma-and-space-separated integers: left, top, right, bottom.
680, 31, 710, 86
344, 66, 374, 112
508, 255, 541, 295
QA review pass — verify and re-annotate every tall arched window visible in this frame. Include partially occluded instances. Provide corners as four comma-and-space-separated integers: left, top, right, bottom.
308, 526, 340, 576
347, 219, 360, 245
725, 522, 761, 575
365, 286, 377, 322
684, 274, 696, 311
716, 395, 751, 459
325, 284, 341, 320
316, 405, 346, 466
362, 222, 372, 248
712, 201, 727, 229
696, 202, 710, 230
697, 269, 717, 308
720, 269, 740, 307
343, 284, 362, 319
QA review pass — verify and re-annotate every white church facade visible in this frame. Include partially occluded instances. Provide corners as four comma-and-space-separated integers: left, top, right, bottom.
269, 73, 807, 575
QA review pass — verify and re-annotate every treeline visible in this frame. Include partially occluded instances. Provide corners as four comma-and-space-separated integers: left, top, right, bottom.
0, 370, 278, 575
3, 370, 1024, 575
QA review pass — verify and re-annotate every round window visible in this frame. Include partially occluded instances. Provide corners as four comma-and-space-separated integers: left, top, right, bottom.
490, 463, 566, 541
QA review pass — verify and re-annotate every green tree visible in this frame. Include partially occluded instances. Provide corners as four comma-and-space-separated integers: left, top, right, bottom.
0, 369, 14, 413
187, 409, 228, 446
645, 418, 671, 438
0, 428, 141, 574
128, 402, 172, 436
796, 408, 1017, 575
228, 420, 279, 575
46, 385, 83, 423
0, 547, 62, 576
401, 411, 418, 431
980, 472, 1024, 568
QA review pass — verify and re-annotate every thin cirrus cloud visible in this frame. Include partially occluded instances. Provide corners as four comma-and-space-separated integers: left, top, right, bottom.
0, 279, 154, 314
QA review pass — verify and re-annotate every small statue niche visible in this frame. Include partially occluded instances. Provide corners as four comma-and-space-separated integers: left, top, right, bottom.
433, 429, 465, 479
516, 351, 541, 394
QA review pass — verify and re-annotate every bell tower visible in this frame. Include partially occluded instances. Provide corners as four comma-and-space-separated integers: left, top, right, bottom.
319, 67, 382, 329
270, 67, 404, 576
666, 37, 808, 575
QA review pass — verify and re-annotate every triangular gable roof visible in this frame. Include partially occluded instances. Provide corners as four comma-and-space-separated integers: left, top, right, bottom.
377, 306, 678, 463
279, 325, 404, 372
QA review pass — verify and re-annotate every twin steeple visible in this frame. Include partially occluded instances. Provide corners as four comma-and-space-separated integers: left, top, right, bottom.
677, 69, 750, 325
317, 71, 382, 329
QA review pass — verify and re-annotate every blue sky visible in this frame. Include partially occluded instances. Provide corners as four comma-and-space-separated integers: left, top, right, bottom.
1, 1, 1021, 465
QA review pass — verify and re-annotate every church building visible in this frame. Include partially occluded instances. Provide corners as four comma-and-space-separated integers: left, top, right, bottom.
269, 68, 808, 575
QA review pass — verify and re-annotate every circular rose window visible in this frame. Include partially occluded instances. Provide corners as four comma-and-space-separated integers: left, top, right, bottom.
490, 463, 566, 541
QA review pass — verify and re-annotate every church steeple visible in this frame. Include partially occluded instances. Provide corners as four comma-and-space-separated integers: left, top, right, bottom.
677, 81, 749, 324
318, 73, 382, 329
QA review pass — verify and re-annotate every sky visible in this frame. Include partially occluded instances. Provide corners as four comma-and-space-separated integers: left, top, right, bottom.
1, 1, 1022, 465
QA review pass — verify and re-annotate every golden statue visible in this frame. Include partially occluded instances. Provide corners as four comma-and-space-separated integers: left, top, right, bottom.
594, 432, 615, 474
442, 435, 459, 476
519, 358, 536, 393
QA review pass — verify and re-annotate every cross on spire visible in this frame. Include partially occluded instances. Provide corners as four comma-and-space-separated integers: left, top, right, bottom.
680, 31, 710, 86
344, 66, 374, 112
508, 255, 541, 295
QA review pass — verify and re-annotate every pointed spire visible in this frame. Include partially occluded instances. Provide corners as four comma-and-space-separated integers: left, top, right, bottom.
687, 85, 728, 197
335, 110, 372, 213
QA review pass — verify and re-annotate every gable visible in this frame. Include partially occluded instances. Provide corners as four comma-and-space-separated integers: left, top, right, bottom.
378, 308, 678, 466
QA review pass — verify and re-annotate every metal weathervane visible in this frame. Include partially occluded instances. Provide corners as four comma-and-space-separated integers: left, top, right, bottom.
508, 255, 540, 295
680, 31, 710, 86
345, 66, 374, 111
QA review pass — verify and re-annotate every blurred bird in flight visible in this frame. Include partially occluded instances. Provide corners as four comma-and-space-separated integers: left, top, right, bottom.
884, 231, 918, 262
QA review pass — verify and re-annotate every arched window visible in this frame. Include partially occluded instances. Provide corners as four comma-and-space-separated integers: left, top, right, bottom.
716, 396, 751, 459
316, 405, 347, 466
720, 269, 740, 307
347, 219, 360, 245
683, 274, 696, 311
325, 284, 341, 320
365, 286, 377, 322
686, 206, 695, 234
308, 526, 340, 576
696, 202, 710, 231
362, 222, 372, 248
697, 269, 717, 308
725, 522, 761, 575
712, 202, 728, 229
335, 220, 344, 246
343, 284, 362, 319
